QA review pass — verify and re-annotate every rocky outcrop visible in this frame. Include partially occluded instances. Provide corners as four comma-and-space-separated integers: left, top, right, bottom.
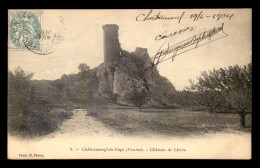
95, 47, 176, 107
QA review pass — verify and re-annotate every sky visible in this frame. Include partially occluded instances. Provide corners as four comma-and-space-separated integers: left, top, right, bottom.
8, 9, 252, 90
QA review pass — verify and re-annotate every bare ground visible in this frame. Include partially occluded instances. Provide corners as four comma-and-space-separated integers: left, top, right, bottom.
44, 109, 120, 139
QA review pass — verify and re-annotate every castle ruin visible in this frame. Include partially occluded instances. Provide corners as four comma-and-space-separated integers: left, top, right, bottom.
102, 24, 121, 64
102, 24, 149, 64
97, 24, 176, 107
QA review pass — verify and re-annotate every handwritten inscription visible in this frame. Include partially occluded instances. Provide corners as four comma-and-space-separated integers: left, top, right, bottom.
136, 9, 234, 23
136, 9, 185, 23
190, 11, 234, 22
155, 26, 194, 41
147, 23, 228, 70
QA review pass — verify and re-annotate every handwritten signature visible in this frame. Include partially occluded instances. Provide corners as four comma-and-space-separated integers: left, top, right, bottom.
146, 23, 228, 70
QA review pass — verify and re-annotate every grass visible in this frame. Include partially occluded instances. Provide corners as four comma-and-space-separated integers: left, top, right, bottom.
87, 104, 252, 137
9, 102, 251, 138
8, 104, 74, 138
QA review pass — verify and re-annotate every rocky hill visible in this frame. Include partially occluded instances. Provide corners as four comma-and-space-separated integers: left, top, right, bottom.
86, 47, 177, 108
49, 24, 178, 108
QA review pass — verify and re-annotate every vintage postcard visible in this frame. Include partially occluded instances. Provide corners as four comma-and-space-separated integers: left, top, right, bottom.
8, 9, 252, 159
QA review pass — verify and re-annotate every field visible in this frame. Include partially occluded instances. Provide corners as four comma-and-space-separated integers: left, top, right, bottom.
87, 104, 252, 138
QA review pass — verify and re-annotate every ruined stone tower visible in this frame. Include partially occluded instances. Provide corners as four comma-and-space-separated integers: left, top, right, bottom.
102, 24, 121, 64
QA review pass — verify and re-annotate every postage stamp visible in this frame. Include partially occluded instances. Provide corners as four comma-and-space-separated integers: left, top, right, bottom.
8, 10, 43, 50
8, 10, 64, 55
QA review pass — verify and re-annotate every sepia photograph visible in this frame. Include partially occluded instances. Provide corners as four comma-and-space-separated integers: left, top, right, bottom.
7, 9, 252, 159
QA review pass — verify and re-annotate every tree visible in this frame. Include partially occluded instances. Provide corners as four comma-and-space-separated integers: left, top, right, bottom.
78, 63, 90, 81
8, 67, 34, 132
51, 79, 65, 94
8, 67, 34, 114
186, 63, 252, 127
78, 63, 90, 73
225, 88, 251, 127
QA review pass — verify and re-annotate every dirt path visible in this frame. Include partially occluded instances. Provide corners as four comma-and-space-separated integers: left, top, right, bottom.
46, 109, 119, 139
8, 109, 251, 159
